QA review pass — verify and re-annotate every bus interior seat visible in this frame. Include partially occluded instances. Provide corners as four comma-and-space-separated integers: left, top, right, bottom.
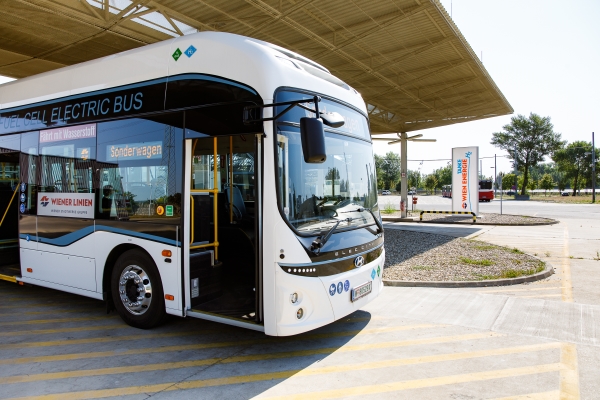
224, 185, 254, 224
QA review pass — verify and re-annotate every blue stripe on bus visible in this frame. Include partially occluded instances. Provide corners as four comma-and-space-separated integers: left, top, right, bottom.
1, 73, 257, 113
95, 225, 179, 246
19, 226, 179, 247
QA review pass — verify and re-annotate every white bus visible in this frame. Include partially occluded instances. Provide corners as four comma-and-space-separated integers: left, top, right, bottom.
0, 32, 384, 336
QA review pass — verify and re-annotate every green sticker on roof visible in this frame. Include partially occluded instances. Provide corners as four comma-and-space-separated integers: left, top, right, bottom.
172, 48, 182, 61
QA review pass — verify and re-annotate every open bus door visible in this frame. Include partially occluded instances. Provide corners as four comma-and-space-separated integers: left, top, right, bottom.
0, 151, 20, 282
183, 134, 263, 330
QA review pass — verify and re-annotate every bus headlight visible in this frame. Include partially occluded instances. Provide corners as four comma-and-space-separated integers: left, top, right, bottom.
296, 308, 304, 319
290, 292, 299, 304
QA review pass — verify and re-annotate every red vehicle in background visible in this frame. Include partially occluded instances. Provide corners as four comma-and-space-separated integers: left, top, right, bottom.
479, 179, 494, 202
442, 185, 452, 198
443, 181, 493, 201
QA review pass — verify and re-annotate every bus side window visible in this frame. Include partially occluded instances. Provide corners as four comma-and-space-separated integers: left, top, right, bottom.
96, 116, 183, 221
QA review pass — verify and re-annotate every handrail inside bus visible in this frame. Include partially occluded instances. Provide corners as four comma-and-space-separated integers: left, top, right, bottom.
0, 184, 19, 228
190, 195, 194, 245
189, 137, 220, 257
229, 135, 233, 224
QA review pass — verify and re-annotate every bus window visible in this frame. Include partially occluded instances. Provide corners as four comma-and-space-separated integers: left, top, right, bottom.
96, 117, 183, 222
38, 127, 96, 195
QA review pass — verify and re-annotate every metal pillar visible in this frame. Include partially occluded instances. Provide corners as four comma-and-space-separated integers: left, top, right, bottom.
400, 132, 408, 218
593, 132, 596, 203
494, 154, 497, 195
514, 146, 518, 195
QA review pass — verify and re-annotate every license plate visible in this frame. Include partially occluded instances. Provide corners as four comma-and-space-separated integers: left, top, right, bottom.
351, 281, 372, 302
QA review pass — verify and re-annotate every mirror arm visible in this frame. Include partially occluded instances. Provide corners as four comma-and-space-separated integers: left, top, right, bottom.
243, 96, 321, 124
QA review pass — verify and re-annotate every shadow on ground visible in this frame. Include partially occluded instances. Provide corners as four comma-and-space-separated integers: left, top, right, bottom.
0, 280, 371, 399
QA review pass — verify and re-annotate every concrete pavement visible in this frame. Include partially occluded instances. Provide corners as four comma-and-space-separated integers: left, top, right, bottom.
0, 200, 597, 399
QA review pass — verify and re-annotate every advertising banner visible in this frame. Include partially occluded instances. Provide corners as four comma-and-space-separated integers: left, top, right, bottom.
37, 193, 95, 219
452, 147, 479, 214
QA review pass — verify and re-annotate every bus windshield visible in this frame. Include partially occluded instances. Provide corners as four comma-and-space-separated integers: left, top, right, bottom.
275, 93, 378, 234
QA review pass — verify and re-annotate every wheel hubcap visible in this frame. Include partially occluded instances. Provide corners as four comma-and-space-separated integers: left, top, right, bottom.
118, 265, 152, 315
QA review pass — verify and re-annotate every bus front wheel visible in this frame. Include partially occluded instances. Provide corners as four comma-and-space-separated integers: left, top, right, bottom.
111, 249, 166, 329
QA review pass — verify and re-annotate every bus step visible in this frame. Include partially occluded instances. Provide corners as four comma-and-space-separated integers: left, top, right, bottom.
0, 264, 21, 283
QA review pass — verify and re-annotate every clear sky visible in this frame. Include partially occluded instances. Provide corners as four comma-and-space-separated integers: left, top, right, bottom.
2, 0, 599, 178
373, 0, 600, 177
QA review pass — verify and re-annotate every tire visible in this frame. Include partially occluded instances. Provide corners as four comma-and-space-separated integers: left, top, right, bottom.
111, 249, 166, 329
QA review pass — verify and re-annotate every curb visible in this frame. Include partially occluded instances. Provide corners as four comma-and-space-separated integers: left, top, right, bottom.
381, 215, 558, 226
382, 264, 554, 288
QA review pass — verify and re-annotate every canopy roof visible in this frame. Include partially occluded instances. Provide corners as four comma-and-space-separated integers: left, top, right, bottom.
0, 0, 512, 133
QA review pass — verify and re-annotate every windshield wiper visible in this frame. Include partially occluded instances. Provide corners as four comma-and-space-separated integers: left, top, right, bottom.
341, 206, 383, 235
310, 218, 351, 254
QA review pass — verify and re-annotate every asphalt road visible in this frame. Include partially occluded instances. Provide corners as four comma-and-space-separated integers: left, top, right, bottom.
0, 197, 598, 399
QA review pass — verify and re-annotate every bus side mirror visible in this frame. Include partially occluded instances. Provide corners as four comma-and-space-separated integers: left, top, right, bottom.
300, 117, 326, 163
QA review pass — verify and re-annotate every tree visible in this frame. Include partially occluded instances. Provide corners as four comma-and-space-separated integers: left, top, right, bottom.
539, 174, 555, 196
375, 152, 401, 190
553, 141, 597, 196
408, 170, 421, 190
501, 173, 515, 191
424, 174, 438, 194
325, 167, 340, 196
517, 175, 525, 192
374, 154, 385, 190
433, 165, 452, 190
557, 174, 569, 192
527, 177, 537, 192
491, 113, 564, 195
529, 162, 559, 184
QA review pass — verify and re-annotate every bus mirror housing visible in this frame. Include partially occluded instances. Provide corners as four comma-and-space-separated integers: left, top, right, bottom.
242, 95, 327, 163
300, 117, 326, 163
320, 111, 345, 128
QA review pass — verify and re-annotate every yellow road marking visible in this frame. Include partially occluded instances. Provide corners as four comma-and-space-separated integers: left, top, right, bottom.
0, 300, 100, 310
529, 280, 564, 286
0, 330, 205, 351
478, 286, 564, 294
0, 323, 437, 351
261, 364, 564, 400
560, 343, 580, 399
0, 302, 99, 310
520, 294, 562, 299
0, 332, 514, 384
561, 227, 574, 302
0, 324, 126, 337
0, 324, 447, 365
0, 316, 111, 327
5, 342, 554, 397
1, 292, 97, 302
11, 362, 564, 400
0, 308, 103, 317
494, 391, 560, 399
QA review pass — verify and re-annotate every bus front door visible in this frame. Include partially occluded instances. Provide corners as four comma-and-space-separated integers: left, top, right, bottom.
0, 152, 20, 281
185, 135, 261, 326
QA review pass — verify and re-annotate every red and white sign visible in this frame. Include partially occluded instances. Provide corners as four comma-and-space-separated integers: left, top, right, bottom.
40, 123, 96, 143
451, 146, 479, 214
38, 193, 95, 219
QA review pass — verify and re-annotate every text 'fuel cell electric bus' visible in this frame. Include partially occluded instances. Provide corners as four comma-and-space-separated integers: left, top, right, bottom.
0, 32, 384, 336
